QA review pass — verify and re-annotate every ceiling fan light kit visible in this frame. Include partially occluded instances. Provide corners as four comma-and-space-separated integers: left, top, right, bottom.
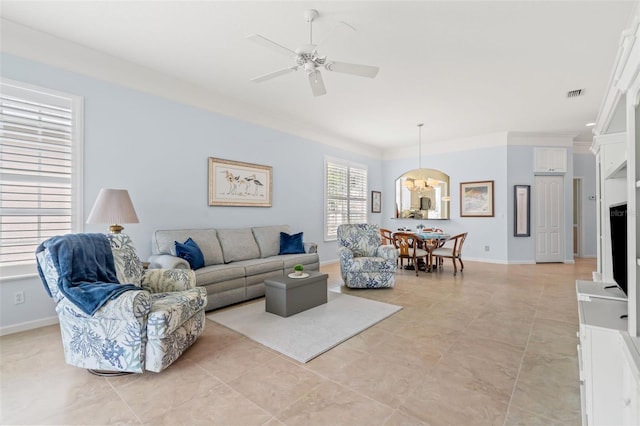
247, 9, 379, 96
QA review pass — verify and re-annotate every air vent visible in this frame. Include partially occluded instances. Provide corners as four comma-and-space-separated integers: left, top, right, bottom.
567, 89, 584, 98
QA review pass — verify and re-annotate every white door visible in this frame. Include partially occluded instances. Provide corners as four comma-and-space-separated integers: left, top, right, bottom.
535, 175, 564, 262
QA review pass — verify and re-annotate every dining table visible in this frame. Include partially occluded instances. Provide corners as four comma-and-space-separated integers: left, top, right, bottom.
417, 231, 451, 272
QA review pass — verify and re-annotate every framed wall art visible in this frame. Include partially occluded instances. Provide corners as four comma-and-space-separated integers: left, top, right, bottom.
208, 157, 272, 207
371, 191, 381, 213
514, 185, 531, 236
460, 180, 494, 217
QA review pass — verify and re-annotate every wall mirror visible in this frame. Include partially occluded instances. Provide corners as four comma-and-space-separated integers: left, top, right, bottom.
395, 168, 450, 219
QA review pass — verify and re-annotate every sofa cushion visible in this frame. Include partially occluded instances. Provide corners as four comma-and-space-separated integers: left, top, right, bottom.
279, 231, 305, 255
194, 263, 246, 285
217, 228, 260, 263
252, 225, 290, 258
280, 252, 320, 269
175, 238, 205, 270
153, 229, 224, 266
234, 258, 284, 276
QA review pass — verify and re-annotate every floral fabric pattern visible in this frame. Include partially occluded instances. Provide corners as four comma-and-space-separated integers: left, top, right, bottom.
141, 268, 196, 293
37, 233, 207, 374
337, 224, 398, 288
107, 233, 144, 285
147, 288, 207, 339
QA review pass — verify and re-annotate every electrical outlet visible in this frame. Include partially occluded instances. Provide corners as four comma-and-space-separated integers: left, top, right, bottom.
14, 291, 25, 305
484, 245, 490, 252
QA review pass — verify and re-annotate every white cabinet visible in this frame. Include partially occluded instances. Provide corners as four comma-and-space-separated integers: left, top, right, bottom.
620, 333, 640, 425
600, 136, 627, 179
534, 147, 567, 172
578, 297, 628, 425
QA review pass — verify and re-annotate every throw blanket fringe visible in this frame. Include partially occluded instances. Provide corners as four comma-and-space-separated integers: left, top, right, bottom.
36, 233, 141, 315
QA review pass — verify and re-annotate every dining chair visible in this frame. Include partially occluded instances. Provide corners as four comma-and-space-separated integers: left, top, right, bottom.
380, 228, 394, 246
393, 232, 430, 276
431, 232, 468, 275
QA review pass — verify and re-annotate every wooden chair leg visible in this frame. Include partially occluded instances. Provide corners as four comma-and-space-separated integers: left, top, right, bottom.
452, 258, 457, 275
459, 257, 464, 271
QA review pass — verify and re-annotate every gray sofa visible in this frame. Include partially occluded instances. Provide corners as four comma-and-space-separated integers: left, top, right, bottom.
148, 225, 319, 311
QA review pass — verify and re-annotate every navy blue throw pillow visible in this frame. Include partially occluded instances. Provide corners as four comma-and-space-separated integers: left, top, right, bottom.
175, 237, 205, 270
279, 232, 305, 255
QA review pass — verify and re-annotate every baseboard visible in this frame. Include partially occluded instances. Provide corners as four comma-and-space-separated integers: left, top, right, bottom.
0, 316, 58, 336
506, 260, 537, 265
462, 257, 509, 264
320, 259, 339, 266
564, 259, 576, 264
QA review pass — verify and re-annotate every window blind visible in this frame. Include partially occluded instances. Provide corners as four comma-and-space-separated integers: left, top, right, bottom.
0, 81, 82, 277
325, 158, 368, 240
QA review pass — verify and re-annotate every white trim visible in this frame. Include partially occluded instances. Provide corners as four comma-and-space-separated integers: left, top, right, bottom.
564, 259, 576, 264
323, 156, 368, 241
508, 131, 576, 147
573, 142, 593, 155
0, 316, 58, 336
0, 78, 84, 277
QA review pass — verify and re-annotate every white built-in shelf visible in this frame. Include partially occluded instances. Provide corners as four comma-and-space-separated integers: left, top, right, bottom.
579, 298, 628, 331
606, 161, 627, 180
577, 280, 627, 301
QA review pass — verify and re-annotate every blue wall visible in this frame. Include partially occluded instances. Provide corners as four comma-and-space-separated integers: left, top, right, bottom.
382, 145, 510, 262
574, 153, 598, 257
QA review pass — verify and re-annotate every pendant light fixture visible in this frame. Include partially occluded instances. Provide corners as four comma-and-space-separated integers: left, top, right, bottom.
404, 123, 439, 194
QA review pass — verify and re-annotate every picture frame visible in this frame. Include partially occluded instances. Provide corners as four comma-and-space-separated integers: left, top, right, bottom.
460, 180, 494, 217
514, 185, 531, 236
371, 191, 381, 213
208, 157, 272, 207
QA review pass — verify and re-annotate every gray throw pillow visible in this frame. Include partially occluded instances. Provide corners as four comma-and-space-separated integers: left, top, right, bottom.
217, 228, 261, 263
252, 225, 290, 258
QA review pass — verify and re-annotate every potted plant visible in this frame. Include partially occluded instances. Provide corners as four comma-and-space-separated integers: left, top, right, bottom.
293, 264, 304, 277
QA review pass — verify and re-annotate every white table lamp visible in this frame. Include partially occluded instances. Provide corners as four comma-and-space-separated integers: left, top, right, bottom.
87, 188, 139, 234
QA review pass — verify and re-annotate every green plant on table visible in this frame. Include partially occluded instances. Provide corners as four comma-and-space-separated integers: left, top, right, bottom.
293, 264, 304, 272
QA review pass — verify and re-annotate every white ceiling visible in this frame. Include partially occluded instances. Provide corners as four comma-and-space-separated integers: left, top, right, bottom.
0, 1, 635, 151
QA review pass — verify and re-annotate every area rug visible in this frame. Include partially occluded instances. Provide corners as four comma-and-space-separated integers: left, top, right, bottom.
206, 291, 402, 363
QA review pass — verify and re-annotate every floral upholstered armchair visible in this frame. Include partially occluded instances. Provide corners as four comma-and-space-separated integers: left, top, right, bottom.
36, 233, 207, 374
337, 224, 398, 288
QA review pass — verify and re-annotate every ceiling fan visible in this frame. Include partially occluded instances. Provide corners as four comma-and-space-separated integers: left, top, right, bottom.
247, 9, 379, 97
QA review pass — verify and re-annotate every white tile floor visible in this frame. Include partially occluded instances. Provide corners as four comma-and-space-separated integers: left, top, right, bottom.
1, 259, 590, 425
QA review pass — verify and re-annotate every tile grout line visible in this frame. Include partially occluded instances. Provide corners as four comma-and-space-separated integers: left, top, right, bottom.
105, 376, 145, 425
502, 285, 545, 426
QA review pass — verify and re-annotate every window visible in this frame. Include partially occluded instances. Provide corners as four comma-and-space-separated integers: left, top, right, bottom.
0, 79, 83, 278
324, 157, 368, 240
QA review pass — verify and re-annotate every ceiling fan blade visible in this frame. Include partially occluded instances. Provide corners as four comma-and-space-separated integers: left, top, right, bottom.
250, 67, 298, 83
325, 61, 379, 78
308, 70, 327, 97
246, 34, 297, 58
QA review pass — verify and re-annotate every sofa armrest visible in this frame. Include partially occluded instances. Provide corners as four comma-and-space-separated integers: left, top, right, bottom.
304, 242, 318, 254
376, 245, 398, 261
58, 290, 151, 321
141, 269, 196, 293
148, 254, 189, 270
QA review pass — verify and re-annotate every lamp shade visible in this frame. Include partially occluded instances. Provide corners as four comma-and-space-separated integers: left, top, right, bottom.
87, 188, 139, 233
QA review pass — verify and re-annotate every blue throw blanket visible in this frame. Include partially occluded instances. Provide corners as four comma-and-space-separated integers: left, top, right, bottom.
36, 233, 141, 315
